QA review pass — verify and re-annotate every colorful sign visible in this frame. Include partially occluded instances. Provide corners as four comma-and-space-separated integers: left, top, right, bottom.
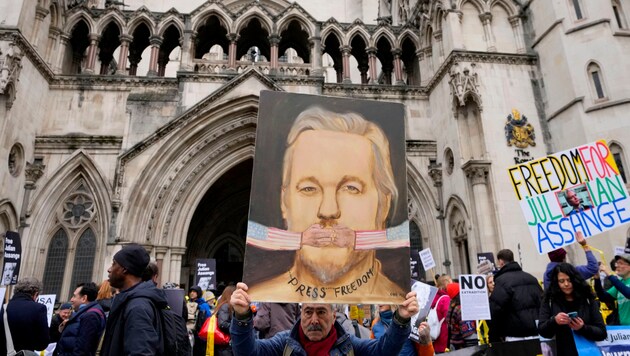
508, 140, 630, 254
242, 91, 410, 303
575, 325, 630, 355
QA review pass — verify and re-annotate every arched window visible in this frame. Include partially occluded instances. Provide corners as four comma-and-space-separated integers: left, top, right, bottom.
610, 143, 628, 183
612, 0, 628, 29
42, 229, 69, 297
69, 228, 96, 297
587, 62, 607, 100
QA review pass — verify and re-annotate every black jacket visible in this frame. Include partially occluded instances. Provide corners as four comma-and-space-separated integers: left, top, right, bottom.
100, 281, 168, 356
55, 301, 106, 356
538, 296, 606, 356
489, 262, 543, 338
0, 292, 50, 353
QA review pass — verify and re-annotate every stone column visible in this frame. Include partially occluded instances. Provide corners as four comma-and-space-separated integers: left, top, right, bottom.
147, 36, 163, 76
309, 35, 323, 76
340, 45, 352, 83
434, 30, 444, 60
509, 16, 526, 54
429, 163, 451, 274
392, 48, 405, 85
227, 33, 239, 71
84, 33, 101, 74
416, 48, 426, 85
366, 47, 378, 84
180, 30, 196, 71
269, 34, 280, 73
46, 27, 61, 70
169, 247, 187, 284
423, 47, 432, 78
446, 9, 464, 50
479, 13, 496, 52
462, 161, 498, 254
56, 34, 71, 74
32, 5, 50, 50
155, 246, 168, 287
18, 161, 46, 239
117, 34, 133, 73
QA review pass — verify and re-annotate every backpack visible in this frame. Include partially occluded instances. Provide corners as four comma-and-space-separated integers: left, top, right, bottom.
428, 295, 448, 340
154, 303, 192, 356
186, 302, 199, 331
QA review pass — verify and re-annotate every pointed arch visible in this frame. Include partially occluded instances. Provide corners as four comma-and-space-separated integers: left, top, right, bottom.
276, 14, 315, 38
457, 0, 487, 14
609, 140, 628, 183
26, 150, 111, 279
321, 24, 344, 46
397, 29, 420, 49
0, 199, 19, 232
127, 15, 157, 37
489, 0, 518, 16
234, 12, 274, 34
96, 11, 126, 34
63, 12, 96, 34
406, 163, 439, 243
157, 15, 185, 37
345, 26, 370, 47
68, 226, 97, 296
371, 28, 396, 48
191, 10, 232, 33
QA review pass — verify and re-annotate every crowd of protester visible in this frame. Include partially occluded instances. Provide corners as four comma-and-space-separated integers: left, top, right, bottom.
1, 230, 629, 356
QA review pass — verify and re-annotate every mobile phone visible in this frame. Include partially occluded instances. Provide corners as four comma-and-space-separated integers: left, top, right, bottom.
567, 311, 578, 319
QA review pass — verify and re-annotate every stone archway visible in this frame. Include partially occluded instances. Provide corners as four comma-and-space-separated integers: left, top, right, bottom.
183, 159, 252, 290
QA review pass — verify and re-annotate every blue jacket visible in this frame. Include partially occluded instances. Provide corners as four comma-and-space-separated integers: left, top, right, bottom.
196, 298, 212, 319
543, 250, 599, 289
230, 313, 411, 356
55, 301, 106, 356
100, 281, 168, 356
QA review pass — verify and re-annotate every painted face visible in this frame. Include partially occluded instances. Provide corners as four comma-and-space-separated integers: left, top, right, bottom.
300, 304, 335, 342
108, 260, 126, 289
70, 286, 87, 311
616, 258, 630, 278
566, 190, 580, 207
282, 130, 386, 282
557, 272, 573, 296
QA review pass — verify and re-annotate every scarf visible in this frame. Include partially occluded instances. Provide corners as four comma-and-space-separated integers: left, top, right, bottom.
298, 324, 338, 356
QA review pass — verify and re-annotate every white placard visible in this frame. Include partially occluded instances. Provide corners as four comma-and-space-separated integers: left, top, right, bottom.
409, 280, 439, 342
615, 246, 626, 257
459, 274, 491, 321
419, 248, 436, 271
37, 294, 56, 326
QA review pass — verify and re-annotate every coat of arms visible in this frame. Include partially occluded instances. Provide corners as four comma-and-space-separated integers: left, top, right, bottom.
505, 109, 535, 148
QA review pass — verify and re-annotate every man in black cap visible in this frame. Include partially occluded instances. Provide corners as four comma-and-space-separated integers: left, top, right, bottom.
100, 244, 170, 356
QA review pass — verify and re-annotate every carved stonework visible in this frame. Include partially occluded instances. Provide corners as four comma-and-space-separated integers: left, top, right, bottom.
61, 189, 96, 229
504, 108, 536, 148
8, 143, 23, 177
0, 42, 23, 109
428, 163, 443, 187
449, 62, 481, 112
24, 161, 46, 188
462, 160, 491, 186
444, 148, 454, 175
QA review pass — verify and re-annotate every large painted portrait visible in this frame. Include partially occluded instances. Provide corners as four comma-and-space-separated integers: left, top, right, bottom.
243, 91, 410, 303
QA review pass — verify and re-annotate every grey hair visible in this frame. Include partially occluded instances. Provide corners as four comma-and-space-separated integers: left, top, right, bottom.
15, 277, 43, 297
330, 304, 348, 313
281, 106, 398, 229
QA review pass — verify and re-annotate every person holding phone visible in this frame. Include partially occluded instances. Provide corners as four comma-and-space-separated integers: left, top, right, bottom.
538, 263, 606, 356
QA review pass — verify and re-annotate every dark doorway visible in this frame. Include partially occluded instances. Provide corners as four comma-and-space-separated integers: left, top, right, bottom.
184, 159, 252, 291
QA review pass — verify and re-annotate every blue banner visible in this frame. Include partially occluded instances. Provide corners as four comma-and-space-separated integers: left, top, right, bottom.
575, 325, 630, 355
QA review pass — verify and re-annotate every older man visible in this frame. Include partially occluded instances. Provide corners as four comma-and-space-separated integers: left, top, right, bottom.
229, 282, 418, 355
246, 106, 409, 303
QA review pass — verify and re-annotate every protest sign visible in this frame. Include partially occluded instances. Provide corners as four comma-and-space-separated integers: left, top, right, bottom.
575, 325, 630, 355
410, 249, 421, 279
194, 258, 216, 291
2, 231, 22, 285
419, 248, 436, 271
37, 294, 57, 326
459, 274, 491, 321
409, 279, 438, 343
242, 91, 410, 303
508, 140, 630, 254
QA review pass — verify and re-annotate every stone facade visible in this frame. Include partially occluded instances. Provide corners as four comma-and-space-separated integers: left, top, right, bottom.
1, 0, 629, 299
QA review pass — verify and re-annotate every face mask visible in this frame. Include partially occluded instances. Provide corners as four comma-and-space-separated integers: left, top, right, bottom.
380, 310, 393, 320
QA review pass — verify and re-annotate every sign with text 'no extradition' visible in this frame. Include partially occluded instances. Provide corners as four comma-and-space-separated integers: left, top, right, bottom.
508, 140, 630, 254
459, 274, 490, 321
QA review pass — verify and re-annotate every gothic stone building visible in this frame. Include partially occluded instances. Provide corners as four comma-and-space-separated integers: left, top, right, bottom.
1, 0, 629, 299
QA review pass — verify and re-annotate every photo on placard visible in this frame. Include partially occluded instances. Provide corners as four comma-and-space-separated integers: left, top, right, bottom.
242, 91, 410, 303
555, 184, 595, 217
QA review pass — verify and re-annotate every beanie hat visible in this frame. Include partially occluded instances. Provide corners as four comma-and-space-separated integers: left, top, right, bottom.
446, 282, 460, 299
548, 248, 567, 263
189, 286, 202, 296
59, 302, 72, 310
113, 244, 150, 277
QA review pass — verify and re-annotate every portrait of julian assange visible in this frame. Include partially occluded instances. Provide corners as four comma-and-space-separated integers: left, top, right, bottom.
243, 91, 410, 304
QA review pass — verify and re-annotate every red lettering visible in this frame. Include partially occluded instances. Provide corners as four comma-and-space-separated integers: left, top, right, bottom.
578, 146, 594, 180
596, 141, 619, 176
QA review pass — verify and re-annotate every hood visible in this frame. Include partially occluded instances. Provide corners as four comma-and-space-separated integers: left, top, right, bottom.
115, 280, 168, 309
